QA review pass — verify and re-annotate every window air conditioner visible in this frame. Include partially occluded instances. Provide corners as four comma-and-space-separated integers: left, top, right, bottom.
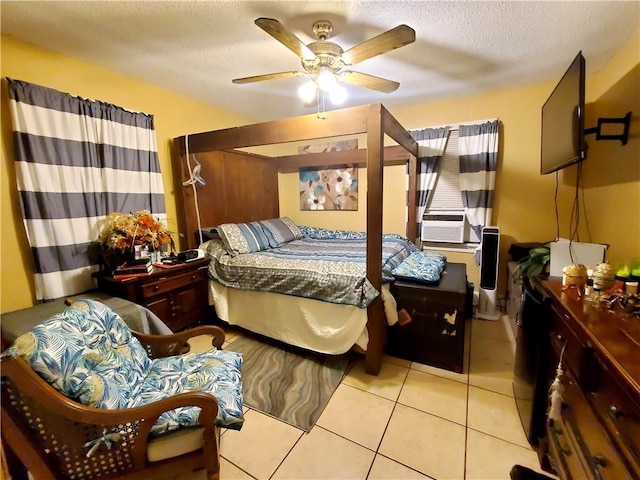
421, 211, 466, 243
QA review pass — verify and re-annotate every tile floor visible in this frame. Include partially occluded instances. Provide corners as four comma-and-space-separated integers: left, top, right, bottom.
178, 315, 555, 480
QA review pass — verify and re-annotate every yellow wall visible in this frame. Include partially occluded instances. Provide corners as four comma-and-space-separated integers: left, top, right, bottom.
1, 35, 251, 312
2, 29, 638, 312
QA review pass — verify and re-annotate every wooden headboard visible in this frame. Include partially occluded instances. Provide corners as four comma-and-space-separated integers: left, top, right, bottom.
173, 149, 279, 248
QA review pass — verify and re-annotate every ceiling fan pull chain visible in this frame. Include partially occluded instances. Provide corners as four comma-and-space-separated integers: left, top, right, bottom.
317, 90, 327, 120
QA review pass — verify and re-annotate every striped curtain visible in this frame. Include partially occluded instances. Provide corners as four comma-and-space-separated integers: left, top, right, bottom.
408, 127, 450, 238
7, 79, 165, 301
458, 120, 499, 240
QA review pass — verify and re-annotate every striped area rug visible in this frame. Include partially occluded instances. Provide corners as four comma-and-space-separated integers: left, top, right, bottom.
228, 334, 350, 432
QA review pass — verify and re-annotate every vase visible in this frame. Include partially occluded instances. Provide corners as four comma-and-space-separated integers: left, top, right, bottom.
99, 247, 135, 274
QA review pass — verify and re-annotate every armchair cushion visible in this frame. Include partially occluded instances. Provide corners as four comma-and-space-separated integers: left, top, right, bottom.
11, 298, 244, 435
134, 350, 244, 434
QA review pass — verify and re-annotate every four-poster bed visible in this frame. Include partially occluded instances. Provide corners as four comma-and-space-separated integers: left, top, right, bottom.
172, 104, 419, 375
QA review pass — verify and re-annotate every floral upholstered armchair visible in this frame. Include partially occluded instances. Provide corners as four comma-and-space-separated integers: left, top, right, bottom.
1, 299, 243, 480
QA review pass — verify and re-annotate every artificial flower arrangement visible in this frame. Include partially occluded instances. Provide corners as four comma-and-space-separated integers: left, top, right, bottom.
98, 210, 174, 253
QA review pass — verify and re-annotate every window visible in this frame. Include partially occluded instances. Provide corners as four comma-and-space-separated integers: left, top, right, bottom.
427, 129, 464, 211
424, 129, 480, 244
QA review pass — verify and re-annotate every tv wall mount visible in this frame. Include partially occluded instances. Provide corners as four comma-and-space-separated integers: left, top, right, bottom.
585, 111, 632, 145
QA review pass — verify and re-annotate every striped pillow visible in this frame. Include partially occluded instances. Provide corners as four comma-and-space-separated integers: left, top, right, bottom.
259, 217, 304, 248
217, 222, 271, 256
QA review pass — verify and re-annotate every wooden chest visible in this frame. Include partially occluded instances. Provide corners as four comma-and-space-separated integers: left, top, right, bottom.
386, 262, 469, 373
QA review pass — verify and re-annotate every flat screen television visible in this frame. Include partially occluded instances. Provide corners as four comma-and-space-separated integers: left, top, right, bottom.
540, 52, 586, 175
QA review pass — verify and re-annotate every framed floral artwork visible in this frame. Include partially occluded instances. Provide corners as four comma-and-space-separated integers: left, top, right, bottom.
298, 139, 359, 211
299, 166, 358, 210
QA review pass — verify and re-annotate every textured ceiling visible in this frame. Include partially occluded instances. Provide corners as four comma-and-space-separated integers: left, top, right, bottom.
2, 1, 639, 122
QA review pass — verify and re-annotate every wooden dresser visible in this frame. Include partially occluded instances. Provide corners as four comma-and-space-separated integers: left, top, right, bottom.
540, 278, 640, 480
94, 258, 210, 332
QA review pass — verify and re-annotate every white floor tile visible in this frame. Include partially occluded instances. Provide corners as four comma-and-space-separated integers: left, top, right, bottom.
470, 333, 515, 365
271, 427, 375, 480
398, 369, 468, 425
410, 359, 469, 384
466, 428, 547, 480
343, 358, 409, 401
220, 458, 256, 480
316, 383, 395, 450
367, 454, 434, 479
220, 409, 302, 479
467, 386, 530, 448
469, 354, 515, 396
383, 353, 412, 368
172, 460, 256, 480
470, 316, 514, 342
379, 404, 466, 480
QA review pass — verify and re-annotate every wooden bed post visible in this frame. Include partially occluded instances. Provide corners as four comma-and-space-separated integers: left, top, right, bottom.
172, 104, 420, 377
365, 105, 386, 376
406, 153, 418, 243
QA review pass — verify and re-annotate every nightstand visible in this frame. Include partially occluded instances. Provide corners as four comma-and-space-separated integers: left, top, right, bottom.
93, 258, 210, 332
387, 262, 470, 373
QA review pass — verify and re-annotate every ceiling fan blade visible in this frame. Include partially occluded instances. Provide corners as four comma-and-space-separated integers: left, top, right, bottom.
339, 71, 400, 93
232, 71, 307, 84
341, 25, 415, 66
255, 18, 317, 61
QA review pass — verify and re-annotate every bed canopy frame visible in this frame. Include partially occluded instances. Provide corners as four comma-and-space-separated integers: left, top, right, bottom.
173, 103, 419, 374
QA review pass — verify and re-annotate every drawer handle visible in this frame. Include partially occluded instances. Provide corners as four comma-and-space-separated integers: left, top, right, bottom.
191, 274, 196, 281
609, 405, 624, 418
153, 285, 160, 292
593, 454, 607, 467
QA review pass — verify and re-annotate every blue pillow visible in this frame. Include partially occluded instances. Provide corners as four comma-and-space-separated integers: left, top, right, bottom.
217, 222, 271, 256
392, 251, 447, 284
259, 217, 303, 247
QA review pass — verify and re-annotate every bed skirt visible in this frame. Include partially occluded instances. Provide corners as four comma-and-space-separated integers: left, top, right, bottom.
208, 281, 398, 355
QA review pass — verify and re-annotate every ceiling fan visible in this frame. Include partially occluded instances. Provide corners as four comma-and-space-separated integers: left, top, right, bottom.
232, 18, 416, 100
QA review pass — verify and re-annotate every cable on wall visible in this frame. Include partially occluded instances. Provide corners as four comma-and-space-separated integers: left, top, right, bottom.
567, 161, 593, 263
578, 162, 592, 243
554, 171, 560, 242
184, 134, 204, 247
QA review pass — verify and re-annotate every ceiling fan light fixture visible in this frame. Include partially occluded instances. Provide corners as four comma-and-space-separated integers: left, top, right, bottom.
316, 67, 337, 92
234, 18, 415, 104
298, 80, 317, 103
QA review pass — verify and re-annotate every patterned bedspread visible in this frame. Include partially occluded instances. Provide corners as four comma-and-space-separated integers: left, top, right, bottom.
205, 234, 417, 308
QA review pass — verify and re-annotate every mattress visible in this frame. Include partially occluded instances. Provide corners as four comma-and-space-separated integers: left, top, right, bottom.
204, 233, 416, 308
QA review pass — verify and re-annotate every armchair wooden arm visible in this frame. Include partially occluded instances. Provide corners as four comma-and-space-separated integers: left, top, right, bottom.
1, 354, 221, 480
132, 325, 226, 359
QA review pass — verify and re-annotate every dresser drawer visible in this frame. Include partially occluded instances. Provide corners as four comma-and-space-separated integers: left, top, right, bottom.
588, 355, 640, 477
548, 368, 633, 480
550, 304, 587, 382
141, 268, 208, 299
